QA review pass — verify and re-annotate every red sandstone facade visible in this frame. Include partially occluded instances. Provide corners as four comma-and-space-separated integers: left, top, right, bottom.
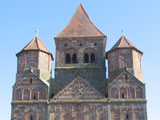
11, 4, 147, 120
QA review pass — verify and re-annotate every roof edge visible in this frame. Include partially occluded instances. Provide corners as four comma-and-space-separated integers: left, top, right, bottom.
16, 49, 54, 60
106, 47, 143, 55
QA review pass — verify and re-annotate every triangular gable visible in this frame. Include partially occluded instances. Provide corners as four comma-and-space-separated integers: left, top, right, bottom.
14, 70, 49, 87
53, 76, 105, 100
55, 4, 105, 38
108, 69, 145, 87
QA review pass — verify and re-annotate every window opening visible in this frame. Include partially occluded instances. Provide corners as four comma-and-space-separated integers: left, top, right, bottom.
126, 113, 129, 120
105, 94, 108, 98
72, 53, 77, 63
122, 93, 125, 98
125, 74, 128, 80
30, 78, 32, 84
33, 95, 37, 100
65, 54, 71, 64
30, 116, 33, 120
91, 53, 95, 63
84, 53, 89, 63
51, 93, 54, 98
64, 44, 67, 47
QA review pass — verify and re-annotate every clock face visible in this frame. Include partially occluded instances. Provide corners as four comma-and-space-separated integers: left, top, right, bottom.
73, 84, 85, 96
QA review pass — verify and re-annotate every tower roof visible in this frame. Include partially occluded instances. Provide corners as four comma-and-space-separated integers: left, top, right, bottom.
108, 36, 142, 53
55, 4, 106, 38
17, 37, 53, 59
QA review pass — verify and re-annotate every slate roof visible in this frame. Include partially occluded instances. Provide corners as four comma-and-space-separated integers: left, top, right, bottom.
108, 35, 142, 53
55, 4, 105, 38
17, 37, 53, 59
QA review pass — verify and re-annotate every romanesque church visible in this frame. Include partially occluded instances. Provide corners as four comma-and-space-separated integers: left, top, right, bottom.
11, 4, 147, 120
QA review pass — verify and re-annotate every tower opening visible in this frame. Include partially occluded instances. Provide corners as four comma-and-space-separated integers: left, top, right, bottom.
84, 53, 89, 63
72, 53, 77, 63
66, 54, 71, 64
90, 53, 95, 63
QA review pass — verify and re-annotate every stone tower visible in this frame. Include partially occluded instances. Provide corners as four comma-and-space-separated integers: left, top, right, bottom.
12, 37, 53, 119
52, 4, 107, 95
11, 4, 147, 120
106, 35, 143, 83
106, 36, 147, 120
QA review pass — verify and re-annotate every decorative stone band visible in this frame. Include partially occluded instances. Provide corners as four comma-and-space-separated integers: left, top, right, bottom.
11, 99, 146, 104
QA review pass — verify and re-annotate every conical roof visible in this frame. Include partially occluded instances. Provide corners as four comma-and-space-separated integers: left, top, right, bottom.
109, 36, 142, 53
17, 37, 53, 59
55, 4, 105, 38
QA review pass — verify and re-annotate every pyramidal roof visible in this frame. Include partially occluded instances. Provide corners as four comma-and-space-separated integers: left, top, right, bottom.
17, 37, 53, 59
109, 35, 142, 53
55, 4, 105, 38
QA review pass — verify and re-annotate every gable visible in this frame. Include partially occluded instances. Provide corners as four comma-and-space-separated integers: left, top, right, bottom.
108, 70, 144, 88
53, 76, 104, 100
14, 71, 49, 88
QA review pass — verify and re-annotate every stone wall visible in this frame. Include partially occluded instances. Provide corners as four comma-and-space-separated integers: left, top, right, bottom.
53, 67, 106, 95
55, 37, 106, 67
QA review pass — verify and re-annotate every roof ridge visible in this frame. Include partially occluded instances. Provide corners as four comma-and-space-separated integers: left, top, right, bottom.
78, 4, 105, 36
35, 37, 40, 50
123, 36, 136, 47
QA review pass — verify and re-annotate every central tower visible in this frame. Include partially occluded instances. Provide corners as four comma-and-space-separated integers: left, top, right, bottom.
53, 4, 107, 95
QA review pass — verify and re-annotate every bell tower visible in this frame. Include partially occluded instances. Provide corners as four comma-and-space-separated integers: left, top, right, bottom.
16, 37, 53, 81
106, 35, 143, 82
53, 4, 107, 94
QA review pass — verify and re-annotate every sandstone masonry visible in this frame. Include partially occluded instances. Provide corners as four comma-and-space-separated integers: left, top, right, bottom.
11, 4, 147, 120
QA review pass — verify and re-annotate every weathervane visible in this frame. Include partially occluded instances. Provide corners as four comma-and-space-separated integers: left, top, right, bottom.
35, 29, 39, 37
122, 29, 125, 36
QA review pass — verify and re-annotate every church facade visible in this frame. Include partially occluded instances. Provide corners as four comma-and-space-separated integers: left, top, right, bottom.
11, 4, 147, 120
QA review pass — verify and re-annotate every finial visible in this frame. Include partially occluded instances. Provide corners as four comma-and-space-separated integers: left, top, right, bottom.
35, 29, 39, 37
122, 29, 125, 36
29, 66, 33, 73
124, 63, 128, 70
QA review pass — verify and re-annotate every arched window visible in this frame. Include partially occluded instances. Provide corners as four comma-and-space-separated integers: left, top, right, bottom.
84, 53, 89, 63
111, 87, 118, 99
72, 53, 77, 63
65, 54, 71, 64
16, 89, 22, 100
32, 89, 38, 100
90, 53, 96, 63
120, 88, 126, 99
136, 87, 143, 98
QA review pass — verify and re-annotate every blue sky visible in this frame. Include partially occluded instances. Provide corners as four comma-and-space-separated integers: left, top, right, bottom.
0, 0, 160, 119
